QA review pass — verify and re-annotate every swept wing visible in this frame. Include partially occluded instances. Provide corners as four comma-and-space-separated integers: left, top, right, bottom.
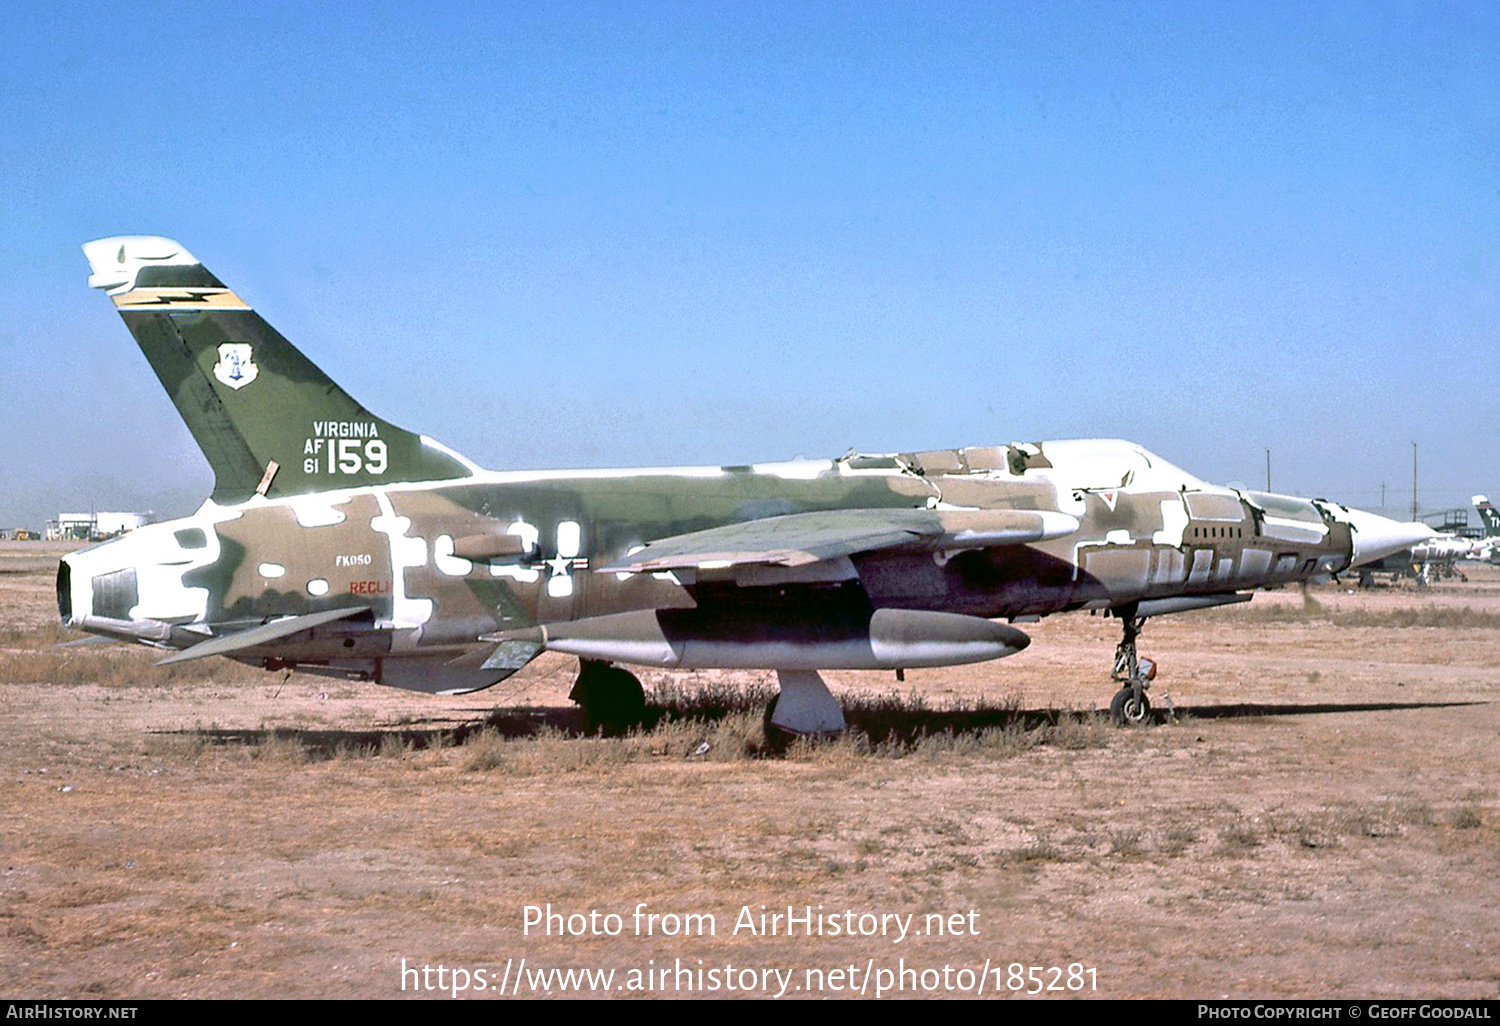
598, 507, 1079, 574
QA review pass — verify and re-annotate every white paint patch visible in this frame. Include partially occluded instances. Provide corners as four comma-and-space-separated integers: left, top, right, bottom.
82, 236, 201, 294
698, 559, 734, 570
307, 578, 330, 596
615, 545, 645, 581
286, 494, 351, 527
1153, 497, 1189, 547
258, 562, 286, 578
507, 520, 539, 556
542, 521, 584, 597
1104, 529, 1133, 546
61, 504, 244, 624
837, 462, 910, 478
433, 535, 473, 577
557, 521, 581, 559
371, 491, 433, 638
1057, 487, 1087, 518
751, 459, 833, 480
1030, 439, 1213, 494
489, 519, 542, 583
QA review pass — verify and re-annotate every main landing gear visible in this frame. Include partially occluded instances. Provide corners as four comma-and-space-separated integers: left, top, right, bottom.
1108, 610, 1157, 726
569, 658, 646, 734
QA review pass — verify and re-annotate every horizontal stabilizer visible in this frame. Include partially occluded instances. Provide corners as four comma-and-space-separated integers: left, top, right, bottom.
599, 507, 1078, 574
156, 606, 370, 665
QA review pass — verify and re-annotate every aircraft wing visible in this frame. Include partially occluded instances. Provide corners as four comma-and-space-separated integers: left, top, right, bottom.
155, 606, 370, 665
598, 507, 1079, 574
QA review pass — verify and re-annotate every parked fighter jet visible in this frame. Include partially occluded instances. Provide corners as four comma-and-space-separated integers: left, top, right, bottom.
1350, 532, 1471, 587
1472, 496, 1500, 565
58, 237, 1434, 732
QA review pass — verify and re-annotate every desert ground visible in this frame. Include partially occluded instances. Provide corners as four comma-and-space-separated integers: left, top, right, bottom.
1, 540, 1495, 999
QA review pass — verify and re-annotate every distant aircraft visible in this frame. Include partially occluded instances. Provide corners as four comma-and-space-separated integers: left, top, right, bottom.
58, 237, 1434, 732
1350, 498, 1495, 586
1473, 496, 1500, 565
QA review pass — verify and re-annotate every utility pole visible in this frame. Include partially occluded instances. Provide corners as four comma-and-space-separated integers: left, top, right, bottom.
1411, 442, 1418, 522
1265, 448, 1271, 492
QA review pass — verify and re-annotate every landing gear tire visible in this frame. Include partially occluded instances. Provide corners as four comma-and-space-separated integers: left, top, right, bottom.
569, 660, 646, 735
1107, 609, 1156, 727
1109, 687, 1151, 726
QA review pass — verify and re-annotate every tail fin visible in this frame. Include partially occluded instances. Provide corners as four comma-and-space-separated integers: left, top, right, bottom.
83, 236, 475, 503
1474, 495, 1499, 538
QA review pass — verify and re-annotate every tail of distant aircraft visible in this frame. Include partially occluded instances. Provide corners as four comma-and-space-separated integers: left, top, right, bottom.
83, 236, 475, 504
1474, 495, 1500, 538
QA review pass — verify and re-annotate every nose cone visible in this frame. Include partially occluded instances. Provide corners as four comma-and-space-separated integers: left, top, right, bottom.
1342, 507, 1437, 567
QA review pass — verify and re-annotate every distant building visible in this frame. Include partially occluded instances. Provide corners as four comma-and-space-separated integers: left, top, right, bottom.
45, 512, 153, 541
0, 528, 38, 541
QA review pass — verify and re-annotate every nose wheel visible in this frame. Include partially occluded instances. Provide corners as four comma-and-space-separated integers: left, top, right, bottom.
1109, 684, 1152, 725
1108, 611, 1156, 726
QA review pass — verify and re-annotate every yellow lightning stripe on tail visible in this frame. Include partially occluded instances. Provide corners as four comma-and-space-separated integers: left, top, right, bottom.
113, 288, 252, 310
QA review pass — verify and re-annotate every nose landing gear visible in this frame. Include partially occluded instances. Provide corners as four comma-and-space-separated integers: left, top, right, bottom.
1108, 611, 1157, 726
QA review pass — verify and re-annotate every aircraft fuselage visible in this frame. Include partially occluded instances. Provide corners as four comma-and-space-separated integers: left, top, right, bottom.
60, 439, 1364, 693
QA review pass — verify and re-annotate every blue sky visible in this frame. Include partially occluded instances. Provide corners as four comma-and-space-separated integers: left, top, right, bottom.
2, 1, 1496, 529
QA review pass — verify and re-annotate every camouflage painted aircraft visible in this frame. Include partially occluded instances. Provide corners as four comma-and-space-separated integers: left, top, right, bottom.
1471, 496, 1500, 565
58, 237, 1435, 732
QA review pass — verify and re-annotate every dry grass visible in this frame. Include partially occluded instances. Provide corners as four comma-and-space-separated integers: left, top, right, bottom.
0, 643, 264, 687
1451, 805, 1484, 830
1211, 603, 1500, 630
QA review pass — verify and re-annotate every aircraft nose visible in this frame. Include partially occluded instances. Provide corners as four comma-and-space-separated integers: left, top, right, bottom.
1339, 507, 1437, 567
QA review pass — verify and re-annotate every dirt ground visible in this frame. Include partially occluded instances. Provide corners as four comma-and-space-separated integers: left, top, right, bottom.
1, 540, 1496, 999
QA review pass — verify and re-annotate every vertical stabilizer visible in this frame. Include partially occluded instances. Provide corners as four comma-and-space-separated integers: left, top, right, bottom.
83, 237, 475, 503
1474, 495, 1499, 538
